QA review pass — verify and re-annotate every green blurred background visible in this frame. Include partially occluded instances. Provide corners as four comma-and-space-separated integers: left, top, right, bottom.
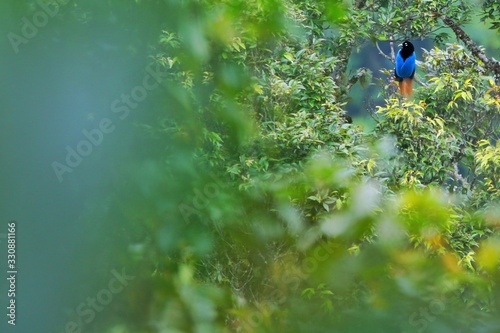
0, 1, 499, 333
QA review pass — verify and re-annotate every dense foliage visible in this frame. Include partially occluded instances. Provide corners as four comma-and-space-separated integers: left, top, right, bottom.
30, 0, 499, 332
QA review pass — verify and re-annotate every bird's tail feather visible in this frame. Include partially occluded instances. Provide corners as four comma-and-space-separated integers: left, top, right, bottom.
399, 78, 413, 97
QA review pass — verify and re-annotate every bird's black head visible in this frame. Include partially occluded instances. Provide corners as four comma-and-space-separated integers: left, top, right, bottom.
400, 41, 414, 59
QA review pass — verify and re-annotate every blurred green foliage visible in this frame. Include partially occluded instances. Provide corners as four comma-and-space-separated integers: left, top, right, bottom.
28, 0, 499, 332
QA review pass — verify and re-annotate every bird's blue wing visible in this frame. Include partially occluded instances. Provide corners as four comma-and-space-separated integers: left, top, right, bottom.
395, 51, 415, 78
395, 50, 404, 77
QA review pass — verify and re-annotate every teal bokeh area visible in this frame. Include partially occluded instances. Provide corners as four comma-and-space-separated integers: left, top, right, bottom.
0, 1, 168, 332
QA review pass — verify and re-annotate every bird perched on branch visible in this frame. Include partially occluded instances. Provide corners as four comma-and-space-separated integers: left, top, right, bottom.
395, 41, 416, 97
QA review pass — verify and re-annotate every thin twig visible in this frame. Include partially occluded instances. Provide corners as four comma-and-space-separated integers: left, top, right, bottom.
414, 75, 428, 87
376, 41, 393, 61
389, 35, 395, 61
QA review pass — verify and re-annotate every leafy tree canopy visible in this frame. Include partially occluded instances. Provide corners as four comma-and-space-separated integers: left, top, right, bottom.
27, 0, 500, 332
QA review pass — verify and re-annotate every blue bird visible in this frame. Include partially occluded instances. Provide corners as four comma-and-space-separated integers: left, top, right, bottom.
395, 41, 416, 97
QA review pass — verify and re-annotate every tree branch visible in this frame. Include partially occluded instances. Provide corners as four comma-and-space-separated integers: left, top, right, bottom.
346, 67, 369, 91
389, 35, 395, 62
441, 15, 500, 76
376, 41, 392, 61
